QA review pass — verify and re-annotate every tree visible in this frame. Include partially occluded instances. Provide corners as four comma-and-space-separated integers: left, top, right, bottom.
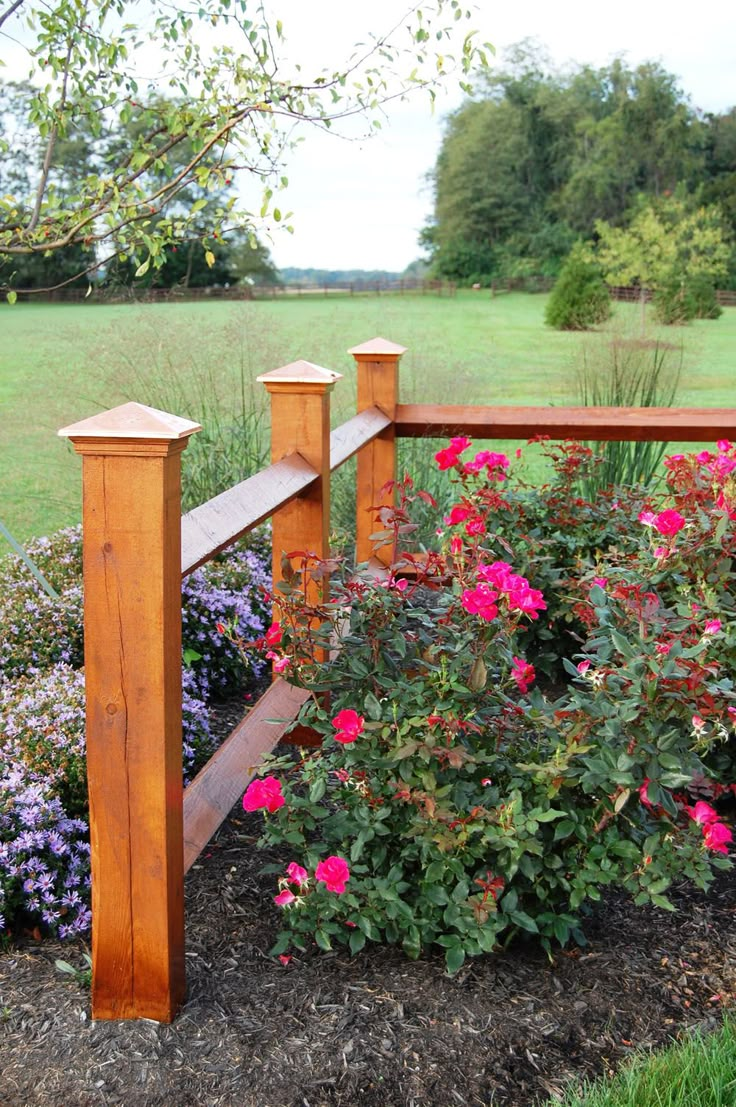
424, 50, 714, 283
595, 196, 731, 292
0, 1, 489, 300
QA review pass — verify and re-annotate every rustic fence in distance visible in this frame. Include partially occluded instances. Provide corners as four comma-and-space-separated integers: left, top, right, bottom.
58, 338, 736, 1022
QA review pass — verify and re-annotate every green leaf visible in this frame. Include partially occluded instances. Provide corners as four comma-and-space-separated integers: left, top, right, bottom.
6, 290, 17, 305
425, 861, 445, 882
349, 929, 366, 954
205, 249, 215, 268
363, 691, 382, 721
535, 808, 566, 822
134, 257, 150, 278
552, 917, 570, 945
309, 777, 326, 803
509, 910, 539, 934
445, 945, 466, 974
314, 929, 332, 951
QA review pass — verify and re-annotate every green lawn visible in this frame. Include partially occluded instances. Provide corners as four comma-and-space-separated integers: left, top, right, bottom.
2, 292, 735, 540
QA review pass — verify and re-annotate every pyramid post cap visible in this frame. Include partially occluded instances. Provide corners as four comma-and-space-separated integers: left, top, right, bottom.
348, 337, 407, 357
58, 402, 202, 440
257, 360, 343, 386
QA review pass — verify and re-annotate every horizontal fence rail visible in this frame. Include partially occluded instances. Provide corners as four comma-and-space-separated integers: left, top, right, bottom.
59, 335, 736, 1024
395, 403, 736, 443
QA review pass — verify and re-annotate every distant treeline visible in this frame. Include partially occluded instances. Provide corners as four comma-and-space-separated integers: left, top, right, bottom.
424, 46, 736, 287
279, 267, 404, 287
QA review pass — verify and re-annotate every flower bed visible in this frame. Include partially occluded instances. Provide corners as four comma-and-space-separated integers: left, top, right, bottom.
0, 531, 271, 940
235, 438, 736, 971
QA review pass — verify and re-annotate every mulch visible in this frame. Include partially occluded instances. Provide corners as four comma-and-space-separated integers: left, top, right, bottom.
2, 700, 736, 1107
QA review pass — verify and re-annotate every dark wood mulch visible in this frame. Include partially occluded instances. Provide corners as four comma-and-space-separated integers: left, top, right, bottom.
1, 705, 736, 1107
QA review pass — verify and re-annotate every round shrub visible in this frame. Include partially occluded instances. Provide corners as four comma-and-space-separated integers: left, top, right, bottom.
0, 665, 87, 817
0, 665, 214, 939
545, 247, 611, 331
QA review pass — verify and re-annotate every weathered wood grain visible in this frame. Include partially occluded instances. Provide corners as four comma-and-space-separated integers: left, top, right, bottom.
181, 454, 318, 576
329, 406, 392, 472
183, 679, 311, 873
395, 403, 736, 442
350, 338, 406, 565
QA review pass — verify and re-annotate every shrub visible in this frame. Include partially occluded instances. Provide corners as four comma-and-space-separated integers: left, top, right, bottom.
0, 664, 215, 939
0, 526, 271, 697
653, 272, 722, 325
545, 247, 611, 331
236, 439, 734, 972
182, 541, 271, 698
0, 527, 84, 685
0, 763, 91, 941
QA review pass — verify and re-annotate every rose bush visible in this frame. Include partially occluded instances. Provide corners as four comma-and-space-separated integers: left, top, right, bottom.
239, 440, 734, 971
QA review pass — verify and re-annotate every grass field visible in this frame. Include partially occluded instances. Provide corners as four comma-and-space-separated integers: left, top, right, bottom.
2, 291, 735, 541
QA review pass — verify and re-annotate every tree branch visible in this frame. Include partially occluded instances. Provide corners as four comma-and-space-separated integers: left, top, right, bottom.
0, 0, 26, 32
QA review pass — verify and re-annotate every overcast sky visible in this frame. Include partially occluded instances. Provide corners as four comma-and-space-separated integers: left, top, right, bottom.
261, 0, 736, 272
3, 0, 735, 272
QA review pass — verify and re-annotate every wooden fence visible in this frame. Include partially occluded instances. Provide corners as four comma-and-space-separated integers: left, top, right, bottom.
57, 336, 736, 1022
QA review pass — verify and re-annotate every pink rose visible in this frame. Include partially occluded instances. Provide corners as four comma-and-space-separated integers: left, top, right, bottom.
445, 505, 471, 525
332, 708, 365, 744
687, 800, 718, 825
717, 439, 732, 453
577, 660, 591, 675
265, 651, 291, 674
315, 856, 350, 894
450, 436, 472, 454
639, 510, 657, 527
265, 622, 283, 646
243, 775, 285, 813
461, 585, 499, 622
654, 509, 685, 537
274, 889, 296, 906
703, 821, 733, 854
286, 862, 309, 886
435, 447, 461, 471
465, 516, 486, 536
507, 584, 547, 620
704, 619, 722, 635
511, 656, 535, 694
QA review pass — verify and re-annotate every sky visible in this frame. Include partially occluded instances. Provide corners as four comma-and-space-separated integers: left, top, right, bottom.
2, 0, 735, 273
259, 0, 736, 272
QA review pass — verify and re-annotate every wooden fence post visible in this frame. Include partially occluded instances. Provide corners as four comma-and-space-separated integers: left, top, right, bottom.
58, 401, 201, 1022
349, 337, 407, 566
258, 361, 341, 605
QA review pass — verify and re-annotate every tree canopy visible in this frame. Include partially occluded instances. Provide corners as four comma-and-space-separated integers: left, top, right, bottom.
0, 0, 489, 299
425, 45, 735, 285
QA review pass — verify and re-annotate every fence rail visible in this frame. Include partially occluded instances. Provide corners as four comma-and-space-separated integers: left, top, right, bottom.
57, 339, 736, 1022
